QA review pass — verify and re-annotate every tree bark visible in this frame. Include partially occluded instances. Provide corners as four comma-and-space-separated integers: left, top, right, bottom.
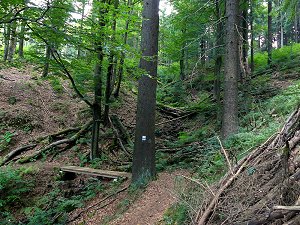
180, 47, 185, 80
3, 23, 11, 61
7, 21, 17, 62
113, 0, 132, 98
241, 0, 249, 78
200, 39, 206, 66
280, 12, 284, 47
267, 0, 272, 65
42, 45, 51, 77
250, 0, 254, 72
221, 0, 239, 139
294, 4, 298, 43
104, 0, 119, 126
132, 0, 159, 183
90, 0, 107, 160
77, 0, 87, 58
214, 0, 223, 119
18, 21, 25, 59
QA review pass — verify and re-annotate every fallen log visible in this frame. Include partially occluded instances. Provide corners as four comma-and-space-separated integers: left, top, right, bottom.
0, 144, 37, 166
18, 120, 92, 163
156, 102, 185, 117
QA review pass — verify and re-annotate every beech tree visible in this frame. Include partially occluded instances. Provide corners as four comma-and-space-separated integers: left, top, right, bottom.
221, 0, 239, 139
132, 0, 159, 183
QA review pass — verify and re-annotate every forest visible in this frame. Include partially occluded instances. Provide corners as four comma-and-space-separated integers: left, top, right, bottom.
0, 0, 300, 224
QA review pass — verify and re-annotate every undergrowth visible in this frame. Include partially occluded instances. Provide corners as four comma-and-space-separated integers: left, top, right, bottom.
163, 44, 300, 224
0, 166, 35, 224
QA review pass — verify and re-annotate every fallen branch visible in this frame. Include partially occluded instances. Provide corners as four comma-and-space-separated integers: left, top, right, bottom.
273, 205, 300, 211
217, 136, 233, 175
196, 149, 257, 225
155, 111, 195, 126
0, 144, 37, 166
18, 120, 92, 163
109, 116, 132, 158
111, 114, 133, 146
181, 175, 215, 197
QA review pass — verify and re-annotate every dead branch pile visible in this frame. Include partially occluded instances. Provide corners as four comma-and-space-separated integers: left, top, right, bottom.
196, 106, 300, 225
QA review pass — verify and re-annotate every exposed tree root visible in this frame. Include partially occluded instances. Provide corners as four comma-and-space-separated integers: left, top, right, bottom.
17, 120, 92, 164
36, 127, 82, 143
0, 144, 37, 166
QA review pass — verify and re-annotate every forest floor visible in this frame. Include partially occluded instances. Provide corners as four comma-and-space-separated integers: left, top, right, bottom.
1, 63, 300, 225
0, 64, 190, 224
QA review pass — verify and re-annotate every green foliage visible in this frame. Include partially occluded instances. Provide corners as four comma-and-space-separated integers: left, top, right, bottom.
254, 43, 300, 72
47, 76, 63, 94
163, 203, 188, 225
0, 167, 34, 217
228, 79, 300, 159
26, 178, 103, 225
0, 131, 15, 151
157, 80, 186, 106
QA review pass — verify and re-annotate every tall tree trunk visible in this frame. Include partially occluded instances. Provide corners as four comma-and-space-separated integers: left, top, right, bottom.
280, 12, 284, 47
267, 0, 272, 65
90, 0, 107, 160
104, 0, 119, 126
221, 0, 239, 139
214, 0, 223, 119
180, 47, 185, 80
91, 49, 103, 160
77, 0, 87, 58
132, 0, 159, 183
7, 21, 17, 62
200, 39, 206, 66
42, 45, 51, 77
3, 23, 11, 61
241, 0, 249, 78
294, 4, 298, 43
180, 27, 186, 80
250, 0, 254, 72
18, 21, 25, 59
113, 0, 132, 98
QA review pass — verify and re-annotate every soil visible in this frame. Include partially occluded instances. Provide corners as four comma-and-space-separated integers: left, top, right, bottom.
0, 64, 189, 225
69, 170, 189, 225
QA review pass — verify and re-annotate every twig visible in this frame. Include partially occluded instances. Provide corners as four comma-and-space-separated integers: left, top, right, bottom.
273, 206, 300, 211
181, 175, 215, 197
197, 150, 254, 225
155, 112, 195, 126
217, 136, 233, 175
109, 116, 132, 158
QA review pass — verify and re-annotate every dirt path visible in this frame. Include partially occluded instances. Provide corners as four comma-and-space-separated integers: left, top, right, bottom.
110, 170, 189, 225
71, 170, 189, 225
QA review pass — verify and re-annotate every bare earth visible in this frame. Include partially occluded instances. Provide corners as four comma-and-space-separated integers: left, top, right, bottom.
70, 170, 189, 225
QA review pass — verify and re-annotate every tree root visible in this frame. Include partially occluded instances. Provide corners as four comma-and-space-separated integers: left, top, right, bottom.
18, 120, 92, 164
0, 144, 37, 166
